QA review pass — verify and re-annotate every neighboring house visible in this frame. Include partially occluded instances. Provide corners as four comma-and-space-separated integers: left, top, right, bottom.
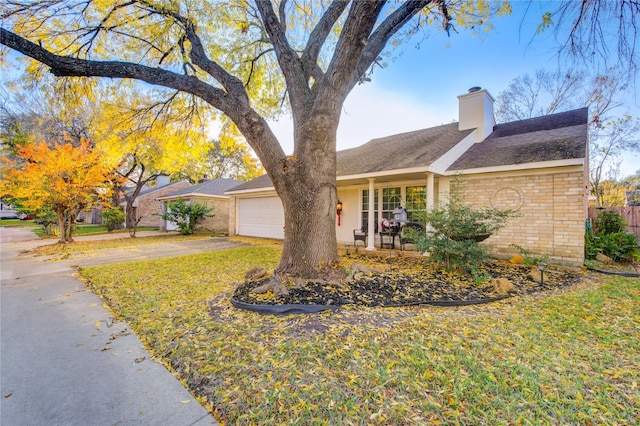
156, 178, 242, 234
120, 175, 192, 228
226, 88, 589, 264
0, 199, 19, 219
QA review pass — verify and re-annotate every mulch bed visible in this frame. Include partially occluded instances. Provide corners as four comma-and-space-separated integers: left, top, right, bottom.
232, 254, 586, 310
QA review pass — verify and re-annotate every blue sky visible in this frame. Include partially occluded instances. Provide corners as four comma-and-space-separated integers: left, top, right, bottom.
269, 2, 640, 177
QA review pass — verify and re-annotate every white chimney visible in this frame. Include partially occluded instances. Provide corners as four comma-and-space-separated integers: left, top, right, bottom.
458, 87, 495, 142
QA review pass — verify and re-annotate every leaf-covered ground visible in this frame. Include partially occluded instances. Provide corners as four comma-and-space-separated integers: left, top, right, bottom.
79, 244, 640, 425
234, 252, 584, 308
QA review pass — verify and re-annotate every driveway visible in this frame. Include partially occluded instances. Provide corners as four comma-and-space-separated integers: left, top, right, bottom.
0, 228, 246, 425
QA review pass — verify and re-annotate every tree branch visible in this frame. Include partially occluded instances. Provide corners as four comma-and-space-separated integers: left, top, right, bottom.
0, 28, 285, 175
317, 1, 386, 108
0, 28, 231, 109
349, 0, 433, 91
254, 0, 310, 112
183, 23, 249, 107
300, 0, 349, 80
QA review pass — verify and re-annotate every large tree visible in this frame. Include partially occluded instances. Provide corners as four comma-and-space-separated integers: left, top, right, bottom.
1, 1, 635, 284
1, 0, 506, 283
95, 87, 211, 235
0, 139, 115, 242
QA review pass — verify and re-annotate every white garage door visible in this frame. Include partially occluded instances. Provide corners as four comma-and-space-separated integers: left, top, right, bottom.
238, 197, 285, 239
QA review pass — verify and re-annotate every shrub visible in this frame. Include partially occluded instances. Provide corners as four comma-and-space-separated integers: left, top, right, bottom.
585, 210, 639, 264
102, 208, 125, 232
584, 232, 602, 259
412, 176, 518, 270
158, 197, 214, 235
599, 232, 639, 263
585, 231, 639, 263
593, 210, 627, 235
33, 210, 57, 236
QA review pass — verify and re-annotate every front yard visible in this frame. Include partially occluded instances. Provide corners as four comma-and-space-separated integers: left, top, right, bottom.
77, 239, 640, 424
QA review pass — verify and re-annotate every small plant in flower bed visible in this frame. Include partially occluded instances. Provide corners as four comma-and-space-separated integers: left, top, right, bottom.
233, 253, 584, 308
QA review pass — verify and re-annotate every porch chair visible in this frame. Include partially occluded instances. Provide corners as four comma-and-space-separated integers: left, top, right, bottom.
353, 226, 367, 250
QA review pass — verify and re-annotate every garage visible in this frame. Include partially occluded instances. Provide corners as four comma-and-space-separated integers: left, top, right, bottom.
237, 196, 285, 239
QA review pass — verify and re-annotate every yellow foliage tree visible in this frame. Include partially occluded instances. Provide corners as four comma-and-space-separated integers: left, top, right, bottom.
0, 139, 116, 242
0, 1, 522, 282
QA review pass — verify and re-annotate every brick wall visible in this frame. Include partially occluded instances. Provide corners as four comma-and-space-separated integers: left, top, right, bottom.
136, 181, 192, 228
190, 196, 231, 234
457, 167, 587, 264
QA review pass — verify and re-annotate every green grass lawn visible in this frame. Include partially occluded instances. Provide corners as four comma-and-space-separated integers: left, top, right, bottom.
32, 233, 212, 257
31, 224, 159, 237
0, 219, 38, 227
79, 246, 640, 424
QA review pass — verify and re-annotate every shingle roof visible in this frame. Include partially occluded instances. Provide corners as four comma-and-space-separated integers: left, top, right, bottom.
131, 180, 189, 197
167, 178, 242, 197
447, 108, 588, 171
227, 107, 588, 192
226, 174, 273, 192
337, 123, 473, 175
228, 123, 473, 192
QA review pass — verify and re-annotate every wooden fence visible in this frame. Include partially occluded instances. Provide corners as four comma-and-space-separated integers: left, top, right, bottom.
588, 206, 640, 239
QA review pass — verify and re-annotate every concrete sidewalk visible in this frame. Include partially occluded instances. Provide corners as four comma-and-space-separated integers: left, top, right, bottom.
1, 227, 217, 425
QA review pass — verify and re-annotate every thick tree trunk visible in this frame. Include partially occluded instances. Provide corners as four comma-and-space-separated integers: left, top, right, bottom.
276, 172, 340, 278
56, 209, 75, 243
271, 115, 342, 281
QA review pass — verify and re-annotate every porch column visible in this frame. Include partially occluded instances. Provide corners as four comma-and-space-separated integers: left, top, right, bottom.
426, 172, 435, 210
424, 173, 436, 241
367, 178, 376, 250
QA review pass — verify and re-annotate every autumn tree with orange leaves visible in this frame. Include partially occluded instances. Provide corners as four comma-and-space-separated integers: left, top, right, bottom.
0, 139, 116, 243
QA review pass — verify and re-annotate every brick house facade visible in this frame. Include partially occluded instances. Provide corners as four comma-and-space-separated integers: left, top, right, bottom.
122, 179, 191, 228
157, 178, 241, 234
227, 88, 589, 264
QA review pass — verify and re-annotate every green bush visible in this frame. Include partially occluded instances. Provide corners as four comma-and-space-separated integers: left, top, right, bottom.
593, 210, 627, 235
412, 176, 518, 270
585, 231, 639, 263
600, 232, 639, 263
102, 208, 125, 232
158, 197, 214, 235
33, 210, 57, 236
584, 232, 601, 259
585, 210, 638, 263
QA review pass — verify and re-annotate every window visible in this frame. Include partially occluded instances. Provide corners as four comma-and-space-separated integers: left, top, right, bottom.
406, 186, 427, 220
361, 186, 428, 229
382, 187, 401, 219
361, 189, 378, 230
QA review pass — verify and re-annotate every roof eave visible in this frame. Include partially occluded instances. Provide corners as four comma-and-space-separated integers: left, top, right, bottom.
156, 192, 229, 201
446, 158, 585, 175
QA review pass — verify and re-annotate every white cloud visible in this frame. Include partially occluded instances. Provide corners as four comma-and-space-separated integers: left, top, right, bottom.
267, 83, 457, 154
